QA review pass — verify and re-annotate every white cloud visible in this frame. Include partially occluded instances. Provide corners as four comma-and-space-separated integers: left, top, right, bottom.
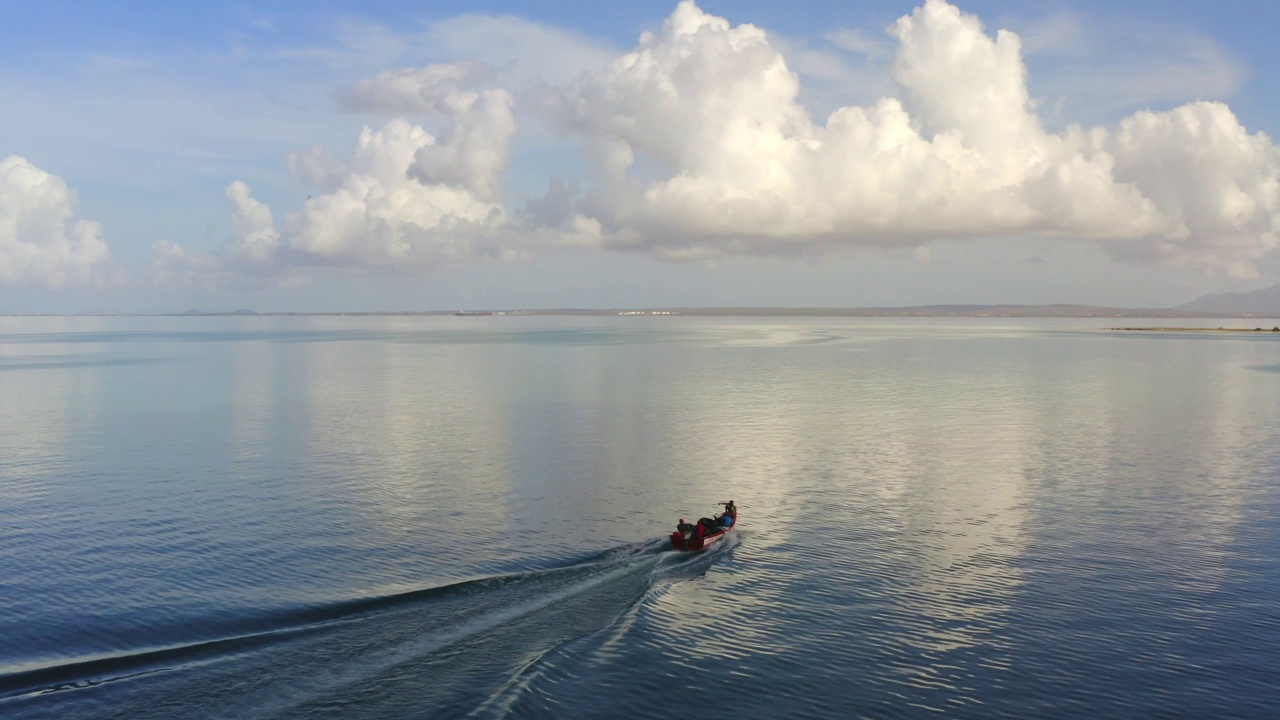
225, 180, 281, 269
161, 81, 521, 279
287, 145, 347, 193
0, 155, 120, 287
331, 62, 517, 201
319, 14, 616, 115
287, 117, 514, 268
146, 186, 289, 287
146, 0, 1279, 285
1105, 103, 1280, 276
548, 0, 1280, 276
158, 42, 655, 284
333, 61, 490, 115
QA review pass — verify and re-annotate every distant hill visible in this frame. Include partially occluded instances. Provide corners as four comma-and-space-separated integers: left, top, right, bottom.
1176, 284, 1280, 314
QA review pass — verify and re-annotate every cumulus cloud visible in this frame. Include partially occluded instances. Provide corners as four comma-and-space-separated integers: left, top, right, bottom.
146, 189, 287, 287
0, 155, 120, 287
161, 66, 522, 279
287, 117, 514, 268
549, 0, 1280, 276
224, 180, 282, 271
333, 61, 517, 200
287, 146, 347, 193
1105, 103, 1280, 275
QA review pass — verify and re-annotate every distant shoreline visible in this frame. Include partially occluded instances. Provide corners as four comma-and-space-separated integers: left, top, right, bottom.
6, 305, 1280, 319
1110, 326, 1280, 333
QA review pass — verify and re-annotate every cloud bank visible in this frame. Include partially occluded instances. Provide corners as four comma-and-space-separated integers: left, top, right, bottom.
161, 0, 1279, 282
549, 0, 1279, 275
0, 155, 119, 287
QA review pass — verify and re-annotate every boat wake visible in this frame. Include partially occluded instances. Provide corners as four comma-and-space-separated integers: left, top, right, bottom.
1, 536, 733, 719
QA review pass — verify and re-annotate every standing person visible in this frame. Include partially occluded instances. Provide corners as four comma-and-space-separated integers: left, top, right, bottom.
716, 500, 737, 528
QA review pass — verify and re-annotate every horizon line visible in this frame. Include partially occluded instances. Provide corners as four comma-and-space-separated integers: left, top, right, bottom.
5, 303, 1280, 319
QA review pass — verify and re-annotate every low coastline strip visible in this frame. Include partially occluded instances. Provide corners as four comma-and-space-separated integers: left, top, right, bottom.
1110, 326, 1280, 332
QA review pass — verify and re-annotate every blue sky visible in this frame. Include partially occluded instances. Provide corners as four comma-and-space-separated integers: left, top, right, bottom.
2, 0, 1278, 312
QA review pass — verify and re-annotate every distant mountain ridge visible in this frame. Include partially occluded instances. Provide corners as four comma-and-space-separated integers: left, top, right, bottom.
1177, 284, 1280, 314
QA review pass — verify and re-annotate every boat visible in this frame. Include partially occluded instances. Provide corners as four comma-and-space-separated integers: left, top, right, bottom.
670, 502, 737, 551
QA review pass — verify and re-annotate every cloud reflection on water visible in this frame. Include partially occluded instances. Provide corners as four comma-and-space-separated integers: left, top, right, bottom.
0, 320, 105, 499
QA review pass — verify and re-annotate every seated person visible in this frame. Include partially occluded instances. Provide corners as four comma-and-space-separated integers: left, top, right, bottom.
675, 518, 696, 548
676, 518, 695, 537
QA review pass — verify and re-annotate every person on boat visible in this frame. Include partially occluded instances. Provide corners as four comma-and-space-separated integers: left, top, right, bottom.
675, 518, 696, 550
676, 518, 696, 548
716, 500, 736, 527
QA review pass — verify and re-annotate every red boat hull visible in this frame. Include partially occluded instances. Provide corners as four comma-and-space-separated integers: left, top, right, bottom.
670, 514, 737, 551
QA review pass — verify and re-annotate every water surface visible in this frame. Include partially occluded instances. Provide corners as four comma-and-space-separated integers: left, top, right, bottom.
2, 316, 1278, 718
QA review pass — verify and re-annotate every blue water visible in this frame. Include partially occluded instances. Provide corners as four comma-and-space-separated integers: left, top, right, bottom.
2, 316, 1279, 718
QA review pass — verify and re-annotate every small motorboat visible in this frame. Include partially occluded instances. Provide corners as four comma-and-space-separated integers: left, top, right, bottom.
670, 501, 737, 551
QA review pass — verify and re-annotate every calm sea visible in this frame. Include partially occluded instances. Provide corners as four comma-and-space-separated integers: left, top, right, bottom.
2, 316, 1279, 719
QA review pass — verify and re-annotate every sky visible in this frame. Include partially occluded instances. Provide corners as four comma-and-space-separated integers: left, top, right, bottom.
2, 0, 1279, 313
